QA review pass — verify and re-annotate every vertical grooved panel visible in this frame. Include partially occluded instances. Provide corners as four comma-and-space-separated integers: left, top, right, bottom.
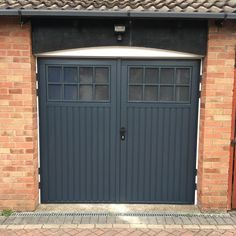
39, 59, 199, 204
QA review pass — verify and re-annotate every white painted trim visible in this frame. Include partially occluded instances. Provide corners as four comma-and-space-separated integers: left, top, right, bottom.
35, 46, 203, 59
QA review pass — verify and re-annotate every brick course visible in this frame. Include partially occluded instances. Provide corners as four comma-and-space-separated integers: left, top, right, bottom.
0, 17, 38, 211
198, 21, 236, 210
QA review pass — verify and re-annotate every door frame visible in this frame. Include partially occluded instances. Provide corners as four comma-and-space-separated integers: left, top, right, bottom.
228, 64, 236, 210
36, 46, 203, 204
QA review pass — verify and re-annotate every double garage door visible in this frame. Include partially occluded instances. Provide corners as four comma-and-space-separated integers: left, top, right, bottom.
38, 59, 200, 204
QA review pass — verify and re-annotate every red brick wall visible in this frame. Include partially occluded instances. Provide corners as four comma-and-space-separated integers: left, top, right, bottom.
198, 21, 236, 210
0, 17, 38, 211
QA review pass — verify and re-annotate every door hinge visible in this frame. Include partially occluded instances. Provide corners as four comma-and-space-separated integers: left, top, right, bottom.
198, 90, 201, 98
36, 73, 39, 81
199, 75, 202, 82
38, 167, 40, 175
36, 88, 39, 96
195, 169, 198, 176
38, 182, 41, 189
195, 183, 197, 190
231, 139, 236, 146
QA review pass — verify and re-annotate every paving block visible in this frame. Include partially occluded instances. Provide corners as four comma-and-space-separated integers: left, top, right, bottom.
0, 225, 7, 229
7, 225, 25, 229
183, 225, 200, 229
24, 224, 43, 229
199, 225, 217, 229
112, 224, 130, 228
130, 224, 147, 228
77, 224, 95, 229
96, 224, 113, 228
165, 225, 182, 229
60, 224, 77, 228
147, 224, 164, 229
42, 224, 60, 229
216, 225, 235, 230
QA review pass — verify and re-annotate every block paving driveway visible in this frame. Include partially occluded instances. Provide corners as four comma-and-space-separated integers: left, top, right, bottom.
1, 228, 236, 236
0, 212, 236, 235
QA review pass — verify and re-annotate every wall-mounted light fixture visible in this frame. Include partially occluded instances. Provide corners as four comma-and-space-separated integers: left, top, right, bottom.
114, 25, 126, 41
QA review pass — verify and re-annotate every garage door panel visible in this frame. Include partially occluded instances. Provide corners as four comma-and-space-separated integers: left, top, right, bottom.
121, 60, 199, 203
42, 104, 114, 202
123, 106, 194, 203
39, 59, 199, 203
39, 59, 117, 203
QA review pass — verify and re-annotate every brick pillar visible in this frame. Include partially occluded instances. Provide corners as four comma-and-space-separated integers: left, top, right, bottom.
198, 21, 236, 211
0, 17, 38, 211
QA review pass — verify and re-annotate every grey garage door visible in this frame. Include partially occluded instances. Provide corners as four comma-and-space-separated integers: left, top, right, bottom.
38, 59, 200, 204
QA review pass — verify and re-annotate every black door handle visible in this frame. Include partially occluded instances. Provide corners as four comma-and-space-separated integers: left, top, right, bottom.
120, 127, 126, 141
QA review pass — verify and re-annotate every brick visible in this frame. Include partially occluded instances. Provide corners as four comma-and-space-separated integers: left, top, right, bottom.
0, 17, 38, 211
198, 20, 236, 211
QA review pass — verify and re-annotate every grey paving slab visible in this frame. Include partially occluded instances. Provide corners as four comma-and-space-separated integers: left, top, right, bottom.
72, 216, 82, 224
155, 216, 166, 224
196, 217, 209, 225
230, 216, 236, 224
106, 216, 116, 224
179, 216, 192, 225
81, 216, 91, 224
118, 216, 138, 224
221, 217, 235, 225
20, 217, 40, 225
98, 216, 106, 224
63, 216, 74, 224
0, 217, 6, 225
90, 216, 99, 224
37, 216, 49, 224
12, 217, 23, 225
189, 216, 201, 225
204, 217, 217, 225
115, 216, 128, 224
165, 217, 175, 225
147, 217, 157, 224
172, 216, 183, 225
25, 216, 40, 225
2, 217, 16, 225
137, 217, 149, 224
47, 216, 58, 224
214, 217, 227, 225
47, 216, 65, 224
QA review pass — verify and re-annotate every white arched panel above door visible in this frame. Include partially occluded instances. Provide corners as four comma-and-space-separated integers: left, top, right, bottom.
35, 46, 203, 59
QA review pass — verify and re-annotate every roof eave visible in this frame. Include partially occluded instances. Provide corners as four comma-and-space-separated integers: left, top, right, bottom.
0, 9, 235, 19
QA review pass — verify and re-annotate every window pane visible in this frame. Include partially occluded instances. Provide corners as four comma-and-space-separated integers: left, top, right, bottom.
64, 85, 78, 100
129, 86, 142, 101
95, 67, 109, 83
176, 86, 190, 102
176, 68, 190, 84
80, 67, 93, 83
95, 85, 109, 100
160, 68, 174, 84
145, 68, 159, 84
48, 66, 61, 82
48, 85, 62, 100
129, 68, 143, 84
64, 67, 78, 83
144, 86, 158, 101
79, 85, 93, 100
160, 86, 174, 101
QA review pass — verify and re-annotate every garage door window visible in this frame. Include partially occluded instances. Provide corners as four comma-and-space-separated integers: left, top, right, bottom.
128, 67, 191, 103
47, 66, 110, 101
